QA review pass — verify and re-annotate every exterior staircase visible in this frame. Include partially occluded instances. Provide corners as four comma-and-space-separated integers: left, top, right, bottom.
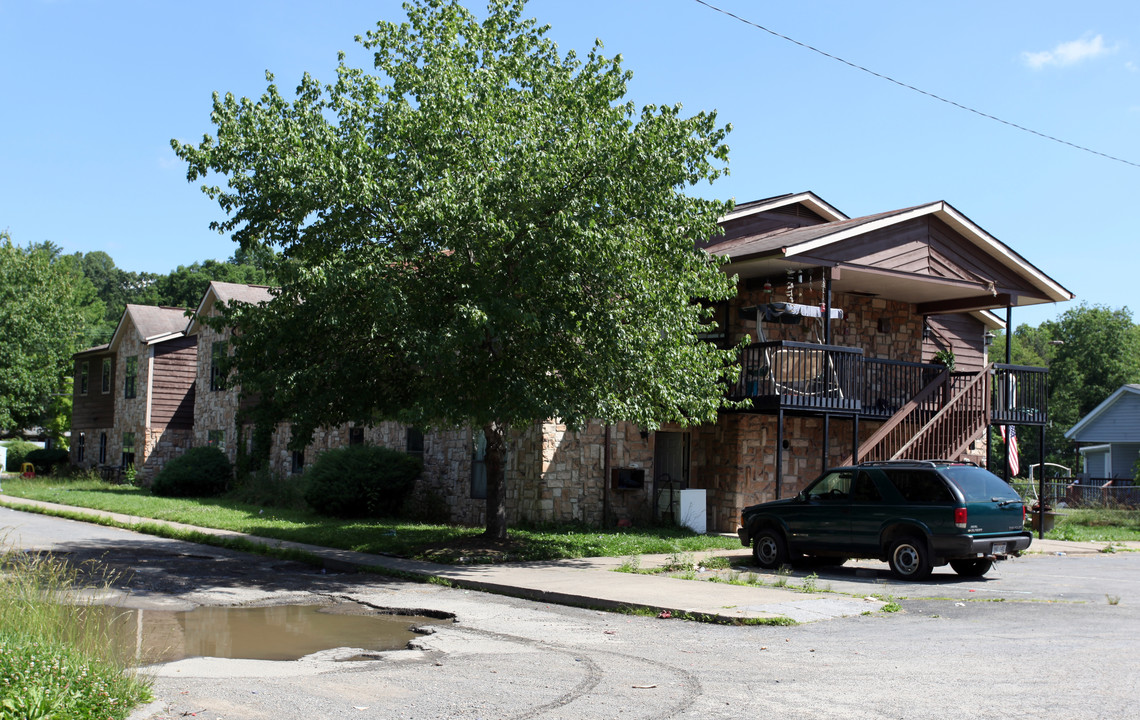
843, 364, 993, 465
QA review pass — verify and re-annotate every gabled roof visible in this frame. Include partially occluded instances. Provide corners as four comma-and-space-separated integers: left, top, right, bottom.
713, 198, 1073, 310
108, 305, 190, 351
187, 281, 275, 335
720, 192, 849, 224
1064, 384, 1140, 442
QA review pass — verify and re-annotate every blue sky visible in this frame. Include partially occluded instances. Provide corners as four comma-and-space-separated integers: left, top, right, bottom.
2, 0, 1137, 328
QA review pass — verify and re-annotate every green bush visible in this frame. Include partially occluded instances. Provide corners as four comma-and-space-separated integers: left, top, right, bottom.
304, 445, 422, 519
25, 447, 70, 474
2, 439, 40, 472
150, 446, 233, 498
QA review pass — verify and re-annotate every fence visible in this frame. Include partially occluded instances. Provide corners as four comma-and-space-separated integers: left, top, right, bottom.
1021, 479, 1140, 509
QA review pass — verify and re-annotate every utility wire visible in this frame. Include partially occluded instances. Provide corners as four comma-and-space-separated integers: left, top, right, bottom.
693, 0, 1140, 169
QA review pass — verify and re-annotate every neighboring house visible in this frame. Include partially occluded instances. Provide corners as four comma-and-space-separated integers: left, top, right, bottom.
71, 305, 197, 480
68, 192, 1073, 533
1064, 384, 1140, 480
69, 343, 116, 468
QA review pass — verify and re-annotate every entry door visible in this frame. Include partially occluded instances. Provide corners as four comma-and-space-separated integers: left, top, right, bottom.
653, 432, 690, 521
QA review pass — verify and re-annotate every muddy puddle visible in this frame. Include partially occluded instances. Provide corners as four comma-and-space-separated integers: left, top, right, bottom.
85, 602, 447, 663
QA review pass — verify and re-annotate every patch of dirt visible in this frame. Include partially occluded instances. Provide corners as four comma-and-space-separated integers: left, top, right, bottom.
414, 535, 531, 564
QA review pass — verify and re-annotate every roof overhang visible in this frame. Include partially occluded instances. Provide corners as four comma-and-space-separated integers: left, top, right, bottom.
718, 201, 1073, 312
721, 191, 849, 225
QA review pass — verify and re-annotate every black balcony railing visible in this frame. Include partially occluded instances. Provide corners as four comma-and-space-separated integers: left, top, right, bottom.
730, 345, 1050, 426
728, 341, 862, 412
991, 364, 1049, 426
860, 358, 945, 419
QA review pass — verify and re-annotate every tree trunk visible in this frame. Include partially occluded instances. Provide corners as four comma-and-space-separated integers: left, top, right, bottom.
482, 421, 508, 540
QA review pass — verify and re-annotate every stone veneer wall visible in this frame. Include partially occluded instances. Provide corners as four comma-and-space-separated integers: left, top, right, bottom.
113, 331, 147, 477
143, 428, 194, 478
688, 413, 864, 532
193, 321, 241, 466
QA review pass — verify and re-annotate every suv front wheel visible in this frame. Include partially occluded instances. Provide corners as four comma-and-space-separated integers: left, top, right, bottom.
888, 536, 933, 580
752, 528, 790, 569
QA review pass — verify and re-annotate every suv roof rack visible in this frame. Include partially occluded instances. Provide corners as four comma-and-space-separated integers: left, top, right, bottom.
857, 459, 980, 468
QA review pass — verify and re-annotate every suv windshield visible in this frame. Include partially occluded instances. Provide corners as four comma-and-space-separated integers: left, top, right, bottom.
941, 466, 1021, 502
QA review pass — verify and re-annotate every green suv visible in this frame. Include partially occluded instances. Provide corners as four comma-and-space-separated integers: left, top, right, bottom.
737, 460, 1032, 580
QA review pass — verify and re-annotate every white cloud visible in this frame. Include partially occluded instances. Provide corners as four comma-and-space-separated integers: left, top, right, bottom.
1022, 33, 1115, 70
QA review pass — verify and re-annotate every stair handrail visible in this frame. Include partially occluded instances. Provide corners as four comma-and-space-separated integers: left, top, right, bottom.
891, 363, 993, 460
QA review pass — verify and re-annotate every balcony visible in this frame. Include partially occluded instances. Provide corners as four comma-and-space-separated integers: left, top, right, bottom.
727, 343, 1050, 427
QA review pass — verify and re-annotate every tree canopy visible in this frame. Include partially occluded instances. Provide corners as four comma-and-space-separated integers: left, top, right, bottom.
173, 0, 740, 537
0, 232, 86, 434
998, 303, 1140, 472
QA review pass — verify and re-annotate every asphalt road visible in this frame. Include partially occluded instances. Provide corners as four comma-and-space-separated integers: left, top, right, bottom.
3, 507, 1138, 720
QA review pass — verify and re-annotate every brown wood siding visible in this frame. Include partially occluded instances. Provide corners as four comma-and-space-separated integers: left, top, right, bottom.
923, 314, 986, 374
151, 337, 197, 430
72, 354, 115, 430
709, 205, 832, 247
813, 216, 1040, 298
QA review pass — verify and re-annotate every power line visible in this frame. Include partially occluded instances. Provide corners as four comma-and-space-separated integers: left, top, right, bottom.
692, 0, 1140, 169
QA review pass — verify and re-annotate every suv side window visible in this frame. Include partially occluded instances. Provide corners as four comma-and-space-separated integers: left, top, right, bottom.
851, 471, 883, 502
885, 470, 954, 503
806, 471, 854, 501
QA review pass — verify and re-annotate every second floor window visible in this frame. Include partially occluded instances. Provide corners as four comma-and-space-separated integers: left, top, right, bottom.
101, 357, 112, 393
79, 362, 89, 395
210, 340, 228, 391
124, 356, 138, 399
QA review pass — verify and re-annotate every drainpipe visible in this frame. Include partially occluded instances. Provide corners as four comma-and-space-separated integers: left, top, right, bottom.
775, 409, 784, 500
823, 267, 833, 346
603, 423, 611, 527
1003, 306, 1013, 486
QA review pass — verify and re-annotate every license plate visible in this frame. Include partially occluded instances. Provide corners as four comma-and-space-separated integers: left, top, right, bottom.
992, 542, 1007, 555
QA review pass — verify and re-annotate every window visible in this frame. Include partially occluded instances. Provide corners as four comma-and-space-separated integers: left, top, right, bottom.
406, 428, 424, 458
98, 433, 107, 465
122, 432, 136, 468
208, 430, 226, 452
805, 471, 853, 501
291, 450, 305, 474
124, 356, 138, 399
349, 427, 365, 446
101, 358, 112, 393
850, 471, 883, 503
77, 433, 86, 463
471, 431, 487, 500
210, 341, 228, 391
886, 470, 954, 503
79, 362, 90, 395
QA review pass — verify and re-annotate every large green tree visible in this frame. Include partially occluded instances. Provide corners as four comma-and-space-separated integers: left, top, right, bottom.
996, 304, 1140, 473
0, 232, 86, 435
174, 0, 739, 537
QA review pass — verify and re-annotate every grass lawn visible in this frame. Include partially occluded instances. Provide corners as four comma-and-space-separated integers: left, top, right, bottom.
0, 476, 739, 563
1044, 507, 1140, 544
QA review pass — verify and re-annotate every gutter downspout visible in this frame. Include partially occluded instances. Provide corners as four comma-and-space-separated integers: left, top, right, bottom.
603, 424, 611, 527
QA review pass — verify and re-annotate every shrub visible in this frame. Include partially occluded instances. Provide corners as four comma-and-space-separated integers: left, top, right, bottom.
304, 445, 421, 519
2, 439, 40, 472
25, 447, 70, 474
150, 446, 233, 498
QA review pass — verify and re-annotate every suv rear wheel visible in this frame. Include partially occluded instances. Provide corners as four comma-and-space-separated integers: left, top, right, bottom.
950, 558, 993, 577
752, 528, 790, 569
888, 535, 933, 580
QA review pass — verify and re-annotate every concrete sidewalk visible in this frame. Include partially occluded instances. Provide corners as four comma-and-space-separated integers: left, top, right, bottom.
2, 496, 1133, 624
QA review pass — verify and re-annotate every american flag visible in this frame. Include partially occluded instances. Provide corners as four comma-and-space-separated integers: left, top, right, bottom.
1000, 425, 1020, 476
